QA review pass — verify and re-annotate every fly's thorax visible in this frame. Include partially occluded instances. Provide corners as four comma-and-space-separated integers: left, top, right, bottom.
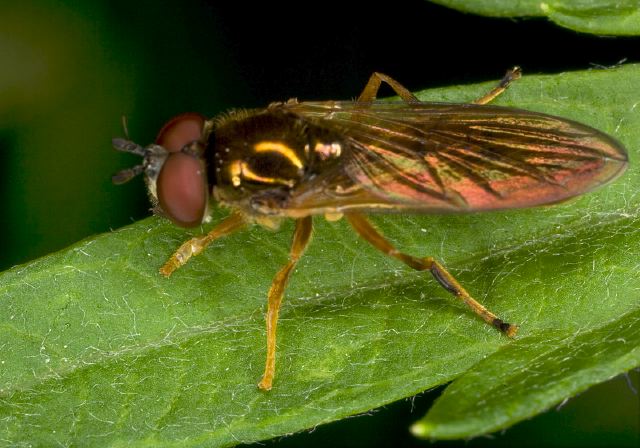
208, 106, 345, 215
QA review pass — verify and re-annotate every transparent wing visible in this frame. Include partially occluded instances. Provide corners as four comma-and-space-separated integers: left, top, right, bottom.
281, 101, 628, 215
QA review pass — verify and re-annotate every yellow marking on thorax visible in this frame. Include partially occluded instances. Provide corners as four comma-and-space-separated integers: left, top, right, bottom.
254, 141, 304, 169
229, 160, 295, 187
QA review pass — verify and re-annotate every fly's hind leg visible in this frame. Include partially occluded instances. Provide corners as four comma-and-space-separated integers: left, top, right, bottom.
160, 212, 246, 277
258, 216, 313, 391
473, 66, 522, 105
346, 213, 518, 337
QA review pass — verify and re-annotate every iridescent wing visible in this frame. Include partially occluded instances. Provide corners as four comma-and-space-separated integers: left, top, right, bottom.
280, 101, 628, 216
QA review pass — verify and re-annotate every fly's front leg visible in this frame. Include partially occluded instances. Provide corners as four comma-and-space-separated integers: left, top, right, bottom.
346, 213, 518, 337
358, 72, 419, 103
160, 212, 246, 277
473, 66, 522, 105
258, 216, 313, 391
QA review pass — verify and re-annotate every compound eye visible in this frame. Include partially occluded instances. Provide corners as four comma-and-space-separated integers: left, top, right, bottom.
156, 112, 205, 152
155, 112, 208, 227
157, 152, 208, 227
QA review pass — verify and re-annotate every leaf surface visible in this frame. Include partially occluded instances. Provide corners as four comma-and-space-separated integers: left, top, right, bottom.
429, 0, 640, 35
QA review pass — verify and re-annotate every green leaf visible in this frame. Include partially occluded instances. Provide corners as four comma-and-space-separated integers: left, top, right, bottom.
1, 65, 639, 446
428, 0, 640, 35
411, 310, 640, 439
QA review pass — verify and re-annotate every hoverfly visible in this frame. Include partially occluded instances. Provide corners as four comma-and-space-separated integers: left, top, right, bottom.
112, 68, 628, 390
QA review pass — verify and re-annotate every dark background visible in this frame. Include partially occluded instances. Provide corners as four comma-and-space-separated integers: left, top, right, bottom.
1, 0, 638, 446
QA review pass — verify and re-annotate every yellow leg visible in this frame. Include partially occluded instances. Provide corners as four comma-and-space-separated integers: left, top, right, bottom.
345, 213, 517, 337
473, 66, 522, 105
160, 212, 246, 277
357, 72, 419, 103
258, 216, 314, 391
357, 67, 521, 105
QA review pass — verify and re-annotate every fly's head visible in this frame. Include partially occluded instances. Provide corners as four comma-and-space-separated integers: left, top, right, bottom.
112, 113, 213, 228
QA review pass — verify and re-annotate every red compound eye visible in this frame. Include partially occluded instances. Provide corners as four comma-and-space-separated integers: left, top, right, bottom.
156, 113, 208, 227
156, 112, 205, 152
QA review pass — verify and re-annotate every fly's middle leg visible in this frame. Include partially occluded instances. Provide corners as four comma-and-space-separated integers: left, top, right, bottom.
258, 216, 313, 391
357, 72, 419, 103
